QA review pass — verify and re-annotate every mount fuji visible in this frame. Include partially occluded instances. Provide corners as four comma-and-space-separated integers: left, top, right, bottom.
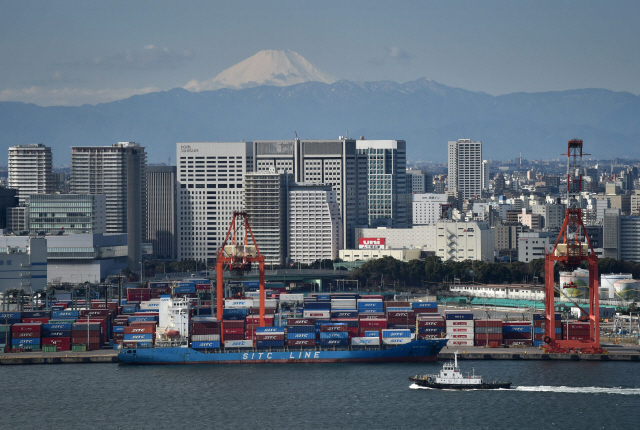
184, 50, 337, 91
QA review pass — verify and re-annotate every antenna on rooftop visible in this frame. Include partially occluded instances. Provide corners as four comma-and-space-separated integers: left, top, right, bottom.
294, 130, 298, 139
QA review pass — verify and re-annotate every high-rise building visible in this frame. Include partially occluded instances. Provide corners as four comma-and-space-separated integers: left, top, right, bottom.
288, 184, 342, 264
176, 142, 253, 263
406, 169, 433, 193
356, 139, 409, 228
244, 169, 291, 266
71, 142, 147, 269
0, 187, 18, 229
602, 208, 621, 260
8, 144, 54, 204
28, 194, 106, 235
412, 193, 449, 225
146, 166, 177, 260
448, 139, 483, 202
253, 138, 360, 248
482, 160, 490, 192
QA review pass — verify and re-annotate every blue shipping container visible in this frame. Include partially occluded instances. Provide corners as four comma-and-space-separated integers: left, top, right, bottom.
174, 286, 196, 294
503, 325, 531, 333
0, 312, 21, 320
318, 339, 349, 347
382, 330, 412, 338
364, 331, 379, 337
192, 341, 221, 349
52, 311, 80, 318
287, 333, 315, 340
317, 294, 331, 301
411, 302, 438, 309
256, 340, 285, 348
112, 326, 125, 333
12, 338, 40, 345
357, 302, 383, 308
304, 302, 331, 311
22, 311, 51, 318
42, 330, 71, 338
124, 333, 154, 341
286, 325, 315, 333
256, 327, 284, 334
43, 323, 72, 331
444, 313, 473, 320
222, 309, 248, 316
319, 332, 349, 339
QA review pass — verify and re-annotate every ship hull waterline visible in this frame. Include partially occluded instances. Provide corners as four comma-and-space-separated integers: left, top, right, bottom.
118, 339, 448, 365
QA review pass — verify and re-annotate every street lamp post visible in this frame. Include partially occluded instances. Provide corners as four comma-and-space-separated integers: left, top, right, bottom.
140, 261, 144, 285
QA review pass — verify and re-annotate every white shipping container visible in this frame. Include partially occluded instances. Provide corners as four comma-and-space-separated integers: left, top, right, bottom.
303, 310, 330, 319
445, 320, 474, 327
224, 299, 254, 309
382, 337, 412, 345
447, 339, 474, 346
139, 301, 161, 309
447, 327, 474, 333
279, 294, 304, 303
191, 334, 220, 341
446, 333, 474, 340
351, 337, 381, 346
331, 299, 356, 307
224, 340, 253, 348
357, 299, 383, 303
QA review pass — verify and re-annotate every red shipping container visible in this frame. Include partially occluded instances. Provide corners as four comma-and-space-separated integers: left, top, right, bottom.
475, 319, 503, 328
14, 331, 39, 338
223, 328, 244, 335
385, 301, 410, 308
223, 320, 245, 328
286, 339, 315, 347
387, 311, 414, 318
11, 324, 42, 333
320, 325, 349, 332
72, 336, 102, 344
503, 339, 533, 346
565, 335, 591, 341
223, 334, 245, 341
21, 318, 49, 324
359, 314, 385, 319
124, 326, 154, 334
286, 318, 314, 326
358, 320, 387, 328
413, 309, 438, 314
42, 337, 71, 345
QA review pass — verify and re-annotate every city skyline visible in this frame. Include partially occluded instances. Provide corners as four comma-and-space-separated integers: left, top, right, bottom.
1, 1, 639, 106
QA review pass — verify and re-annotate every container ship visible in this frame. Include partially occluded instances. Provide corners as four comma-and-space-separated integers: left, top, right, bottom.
117, 292, 449, 365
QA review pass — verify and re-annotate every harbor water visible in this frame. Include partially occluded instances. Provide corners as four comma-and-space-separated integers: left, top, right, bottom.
1, 360, 640, 429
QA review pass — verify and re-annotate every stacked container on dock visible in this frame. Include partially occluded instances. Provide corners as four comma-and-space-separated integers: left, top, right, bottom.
42, 322, 72, 351
474, 319, 503, 347
112, 316, 129, 345
412, 302, 438, 315
319, 323, 349, 347
358, 315, 387, 337
444, 311, 474, 346
0, 324, 10, 351
71, 322, 102, 351
191, 320, 221, 349
532, 313, 562, 347
564, 322, 591, 341
11, 323, 41, 351
417, 315, 446, 339
245, 315, 274, 339
22, 310, 50, 324
256, 327, 285, 348
381, 329, 412, 345
123, 324, 154, 348
0, 311, 21, 325
357, 298, 384, 314
503, 321, 532, 346
222, 320, 245, 341
286, 318, 316, 348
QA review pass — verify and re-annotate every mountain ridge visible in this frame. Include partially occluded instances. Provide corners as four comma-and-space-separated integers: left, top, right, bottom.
1, 78, 638, 165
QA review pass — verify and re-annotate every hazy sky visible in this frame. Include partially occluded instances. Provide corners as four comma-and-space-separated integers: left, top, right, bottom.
1, 0, 639, 106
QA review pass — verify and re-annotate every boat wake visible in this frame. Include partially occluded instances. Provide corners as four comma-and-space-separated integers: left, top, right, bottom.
410, 384, 640, 395
514, 386, 640, 395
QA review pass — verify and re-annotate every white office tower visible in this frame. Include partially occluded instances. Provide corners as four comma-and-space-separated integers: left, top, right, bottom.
244, 170, 291, 266
176, 142, 253, 263
288, 184, 342, 264
8, 144, 54, 204
356, 139, 409, 228
413, 193, 449, 225
447, 139, 483, 201
253, 138, 360, 248
435, 220, 494, 262
71, 142, 147, 269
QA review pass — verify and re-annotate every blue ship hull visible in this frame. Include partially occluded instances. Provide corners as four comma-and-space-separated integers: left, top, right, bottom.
118, 339, 448, 365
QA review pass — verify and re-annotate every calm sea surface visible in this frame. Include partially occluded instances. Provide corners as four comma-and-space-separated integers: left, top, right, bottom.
1, 360, 640, 429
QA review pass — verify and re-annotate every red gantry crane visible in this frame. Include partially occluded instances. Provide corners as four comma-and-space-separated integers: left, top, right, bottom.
543, 139, 603, 354
215, 211, 266, 342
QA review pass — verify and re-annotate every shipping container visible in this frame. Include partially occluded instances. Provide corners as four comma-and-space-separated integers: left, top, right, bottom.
381, 337, 412, 345
444, 312, 473, 320
286, 339, 316, 347
351, 337, 381, 346
224, 340, 253, 348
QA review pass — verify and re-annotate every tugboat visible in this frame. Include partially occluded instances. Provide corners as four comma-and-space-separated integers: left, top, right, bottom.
409, 351, 511, 390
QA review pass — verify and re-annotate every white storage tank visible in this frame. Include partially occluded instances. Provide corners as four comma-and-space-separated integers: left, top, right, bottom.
559, 268, 590, 298
613, 279, 640, 300
600, 274, 632, 300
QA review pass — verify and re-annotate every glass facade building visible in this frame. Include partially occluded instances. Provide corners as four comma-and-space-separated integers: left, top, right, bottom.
28, 194, 106, 235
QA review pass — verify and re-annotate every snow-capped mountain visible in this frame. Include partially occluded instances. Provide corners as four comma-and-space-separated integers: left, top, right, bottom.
184, 50, 337, 91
